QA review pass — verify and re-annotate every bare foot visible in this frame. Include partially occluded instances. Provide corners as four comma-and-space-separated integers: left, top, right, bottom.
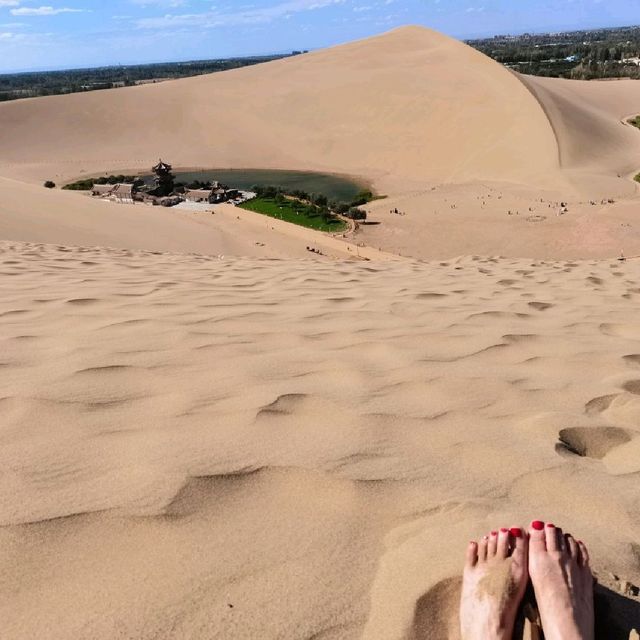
460, 527, 529, 640
528, 521, 594, 640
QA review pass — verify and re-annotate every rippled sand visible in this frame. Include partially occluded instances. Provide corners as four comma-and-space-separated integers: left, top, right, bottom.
1, 241, 638, 638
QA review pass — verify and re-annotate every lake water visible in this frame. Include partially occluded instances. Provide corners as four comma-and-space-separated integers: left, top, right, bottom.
145, 169, 366, 203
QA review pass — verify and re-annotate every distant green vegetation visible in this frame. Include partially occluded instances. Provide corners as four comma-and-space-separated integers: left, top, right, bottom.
0, 54, 300, 103
63, 174, 143, 190
239, 195, 347, 232
469, 25, 640, 79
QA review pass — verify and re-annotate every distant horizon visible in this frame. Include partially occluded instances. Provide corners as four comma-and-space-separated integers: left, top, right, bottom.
2, 20, 639, 75
1, 0, 638, 72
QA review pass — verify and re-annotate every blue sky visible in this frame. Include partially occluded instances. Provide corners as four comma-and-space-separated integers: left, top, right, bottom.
0, 0, 638, 72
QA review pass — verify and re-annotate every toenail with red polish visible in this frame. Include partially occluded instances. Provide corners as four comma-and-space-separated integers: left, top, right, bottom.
500, 528, 508, 533
491, 531, 498, 536
532, 520, 544, 530
546, 523, 555, 528
510, 527, 522, 538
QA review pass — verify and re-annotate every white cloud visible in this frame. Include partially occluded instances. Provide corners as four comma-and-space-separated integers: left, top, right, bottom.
11, 5, 85, 15
136, 0, 346, 29
130, 0, 189, 6
0, 30, 27, 39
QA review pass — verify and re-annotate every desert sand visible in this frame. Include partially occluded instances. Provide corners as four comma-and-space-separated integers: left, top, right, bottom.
0, 25, 639, 639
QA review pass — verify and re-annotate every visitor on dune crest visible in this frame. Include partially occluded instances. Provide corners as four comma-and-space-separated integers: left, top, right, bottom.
460, 520, 594, 639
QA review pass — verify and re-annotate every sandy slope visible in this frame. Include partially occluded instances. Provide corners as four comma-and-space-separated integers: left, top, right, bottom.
520, 75, 640, 186
1, 241, 639, 639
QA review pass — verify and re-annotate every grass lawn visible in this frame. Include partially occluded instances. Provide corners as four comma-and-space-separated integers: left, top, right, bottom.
239, 197, 347, 232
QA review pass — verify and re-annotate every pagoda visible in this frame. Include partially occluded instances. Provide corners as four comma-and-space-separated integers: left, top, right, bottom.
152, 159, 175, 197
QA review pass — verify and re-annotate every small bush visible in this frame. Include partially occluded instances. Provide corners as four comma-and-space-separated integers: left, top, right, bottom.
63, 175, 144, 191
186, 180, 212, 190
291, 189, 310, 201
44, 180, 56, 189
349, 190, 374, 207
345, 207, 367, 221
62, 178, 94, 191
252, 184, 281, 199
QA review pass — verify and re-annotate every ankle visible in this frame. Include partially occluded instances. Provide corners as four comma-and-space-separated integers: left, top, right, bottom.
462, 621, 512, 640
539, 614, 593, 640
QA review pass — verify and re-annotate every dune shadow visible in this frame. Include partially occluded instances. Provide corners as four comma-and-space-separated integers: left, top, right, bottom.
410, 576, 461, 640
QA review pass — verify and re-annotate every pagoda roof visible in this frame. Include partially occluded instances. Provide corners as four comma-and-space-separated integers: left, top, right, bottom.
152, 159, 172, 172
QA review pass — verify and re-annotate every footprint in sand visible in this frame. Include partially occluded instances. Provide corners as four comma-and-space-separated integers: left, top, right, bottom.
0, 309, 29, 318
502, 334, 539, 344
66, 298, 99, 306
257, 393, 309, 417
600, 323, 640, 340
621, 380, 640, 395
468, 310, 530, 320
557, 426, 636, 460
623, 355, 640, 369
528, 301, 553, 311
585, 394, 619, 415
415, 292, 447, 299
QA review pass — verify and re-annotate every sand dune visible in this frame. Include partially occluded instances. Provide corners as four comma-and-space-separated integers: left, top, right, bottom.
0, 27, 559, 189
1, 241, 639, 638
